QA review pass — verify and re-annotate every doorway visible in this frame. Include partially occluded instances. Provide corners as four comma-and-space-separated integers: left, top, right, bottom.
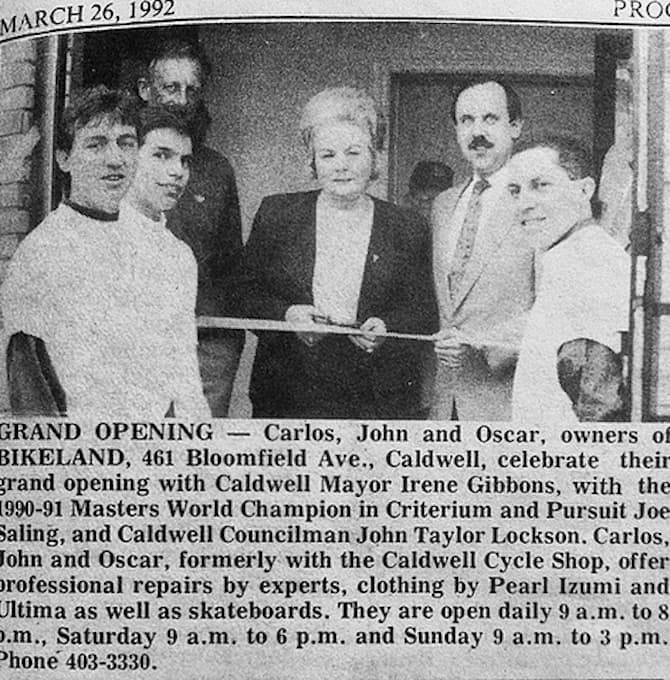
388, 73, 595, 201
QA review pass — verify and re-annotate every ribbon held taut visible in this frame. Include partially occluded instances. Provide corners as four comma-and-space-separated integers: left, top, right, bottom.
197, 316, 519, 351
197, 316, 435, 341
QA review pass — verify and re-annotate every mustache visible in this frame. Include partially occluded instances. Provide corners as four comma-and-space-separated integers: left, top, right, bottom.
468, 136, 494, 150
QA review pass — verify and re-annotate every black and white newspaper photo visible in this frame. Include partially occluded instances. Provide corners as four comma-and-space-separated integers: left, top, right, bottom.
0, 0, 669, 677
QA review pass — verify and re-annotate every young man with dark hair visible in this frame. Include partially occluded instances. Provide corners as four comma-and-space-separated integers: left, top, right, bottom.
138, 39, 244, 417
1, 85, 139, 415
1, 91, 209, 417
116, 105, 209, 417
507, 135, 630, 422
56, 85, 139, 214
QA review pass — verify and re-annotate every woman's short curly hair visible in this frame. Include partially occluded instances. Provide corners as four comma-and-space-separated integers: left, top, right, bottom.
300, 87, 379, 180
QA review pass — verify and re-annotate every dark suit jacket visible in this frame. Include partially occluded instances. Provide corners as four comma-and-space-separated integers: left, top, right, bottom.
167, 145, 242, 318
235, 191, 438, 418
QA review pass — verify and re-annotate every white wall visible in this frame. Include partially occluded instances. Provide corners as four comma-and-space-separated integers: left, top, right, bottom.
200, 21, 598, 237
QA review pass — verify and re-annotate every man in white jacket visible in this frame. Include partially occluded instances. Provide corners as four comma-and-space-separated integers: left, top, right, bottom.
118, 105, 209, 418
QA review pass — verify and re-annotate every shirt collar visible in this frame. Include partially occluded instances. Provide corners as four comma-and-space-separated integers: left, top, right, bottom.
64, 199, 118, 222
474, 163, 509, 190
546, 217, 595, 254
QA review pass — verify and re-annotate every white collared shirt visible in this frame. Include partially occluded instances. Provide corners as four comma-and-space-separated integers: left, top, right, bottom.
443, 164, 511, 266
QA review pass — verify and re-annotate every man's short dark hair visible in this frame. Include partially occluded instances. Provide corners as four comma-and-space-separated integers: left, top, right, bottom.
514, 134, 600, 217
137, 106, 193, 146
451, 77, 522, 124
146, 39, 212, 82
514, 134, 593, 180
57, 85, 139, 152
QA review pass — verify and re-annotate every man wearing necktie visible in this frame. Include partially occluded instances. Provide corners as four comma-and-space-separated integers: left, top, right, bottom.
431, 78, 535, 420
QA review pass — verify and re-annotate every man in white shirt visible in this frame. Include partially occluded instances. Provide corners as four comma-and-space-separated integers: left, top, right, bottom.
2, 92, 208, 418
431, 78, 535, 420
117, 106, 209, 418
507, 135, 630, 422
138, 40, 243, 417
2, 86, 140, 415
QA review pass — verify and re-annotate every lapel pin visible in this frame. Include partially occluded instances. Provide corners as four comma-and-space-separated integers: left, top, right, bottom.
194, 194, 205, 203
372, 253, 379, 263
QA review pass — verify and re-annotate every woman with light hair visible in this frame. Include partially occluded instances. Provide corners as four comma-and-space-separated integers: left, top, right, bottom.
237, 87, 438, 418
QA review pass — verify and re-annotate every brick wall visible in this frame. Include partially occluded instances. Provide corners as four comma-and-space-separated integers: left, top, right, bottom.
0, 40, 37, 268
0, 39, 39, 412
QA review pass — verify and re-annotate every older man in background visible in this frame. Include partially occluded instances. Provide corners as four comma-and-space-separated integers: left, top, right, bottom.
138, 39, 244, 417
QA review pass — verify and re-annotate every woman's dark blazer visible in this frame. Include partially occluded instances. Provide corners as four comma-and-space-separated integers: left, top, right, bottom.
235, 190, 439, 418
